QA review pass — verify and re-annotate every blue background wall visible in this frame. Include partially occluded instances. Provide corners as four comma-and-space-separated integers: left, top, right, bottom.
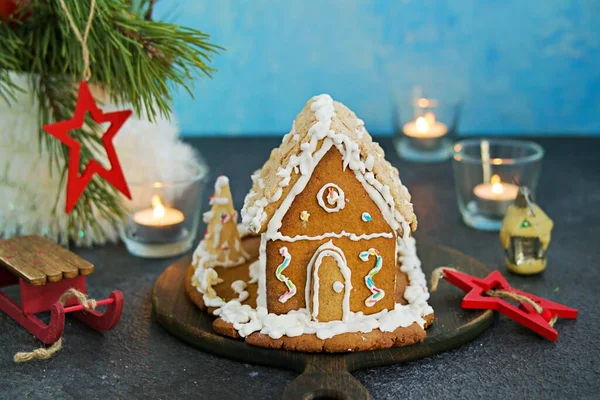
156, 0, 600, 137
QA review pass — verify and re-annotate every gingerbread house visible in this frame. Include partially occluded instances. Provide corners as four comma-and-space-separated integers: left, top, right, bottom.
239, 94, 428, 328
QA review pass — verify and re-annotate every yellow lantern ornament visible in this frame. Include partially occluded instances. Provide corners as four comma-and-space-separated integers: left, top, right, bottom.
500, 186, 553, 275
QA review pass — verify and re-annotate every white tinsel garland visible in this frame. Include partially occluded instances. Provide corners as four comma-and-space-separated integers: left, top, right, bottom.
0, 74, 200, 246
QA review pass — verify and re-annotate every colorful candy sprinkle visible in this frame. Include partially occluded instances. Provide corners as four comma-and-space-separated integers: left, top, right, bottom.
300, 210, 310, 223
361, 212, 372, 222
326, 187, 339, 205
317, 183, 346, 213
276, 247, 296, 303
220, 212, 229, 223
219, 211, 237, 224
359, 248, 385, 307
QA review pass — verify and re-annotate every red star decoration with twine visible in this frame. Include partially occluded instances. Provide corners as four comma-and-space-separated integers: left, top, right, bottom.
439, 269, 578, 341
43, 81, 132, 213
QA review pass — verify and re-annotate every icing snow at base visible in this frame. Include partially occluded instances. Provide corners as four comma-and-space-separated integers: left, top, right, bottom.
231, 280, 249, 302
191, 267, 226, 307
216, 301, 426, 340
214, 236, 432, 340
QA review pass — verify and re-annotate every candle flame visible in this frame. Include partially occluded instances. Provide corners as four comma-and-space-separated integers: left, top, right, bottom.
490, 174, 504, 195
415, 116, 430, 133
424, 111, 436, 125
151, 195, 165, 219
415, 97, 438, 108
417, 98, 431, 108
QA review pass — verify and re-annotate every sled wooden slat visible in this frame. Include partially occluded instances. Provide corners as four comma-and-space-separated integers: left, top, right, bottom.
0, 235, 94, 286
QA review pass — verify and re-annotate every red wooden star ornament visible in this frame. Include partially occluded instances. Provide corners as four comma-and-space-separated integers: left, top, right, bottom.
437, 268, 578, 342
43, 81, 132, 213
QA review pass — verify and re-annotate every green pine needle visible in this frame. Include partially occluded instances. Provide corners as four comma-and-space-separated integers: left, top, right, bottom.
0, 0, 222, 243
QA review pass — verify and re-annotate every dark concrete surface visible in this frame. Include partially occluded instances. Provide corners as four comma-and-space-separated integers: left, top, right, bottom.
1, 137, 598, 399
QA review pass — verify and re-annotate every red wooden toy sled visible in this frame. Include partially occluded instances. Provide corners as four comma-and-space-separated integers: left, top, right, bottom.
0, 235, 123, 344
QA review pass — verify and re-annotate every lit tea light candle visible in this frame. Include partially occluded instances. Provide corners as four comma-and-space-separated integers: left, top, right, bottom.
402, 111, 449, 152
134, 195, 184, 227
473, 175, 519, 216
403, 112, 448, 139
132, 195, 185, 242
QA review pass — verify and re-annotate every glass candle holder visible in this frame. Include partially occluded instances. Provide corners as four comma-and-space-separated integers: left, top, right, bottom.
452, 139, 544, 231
120, 157, 208, 258
393, 93, 460, 163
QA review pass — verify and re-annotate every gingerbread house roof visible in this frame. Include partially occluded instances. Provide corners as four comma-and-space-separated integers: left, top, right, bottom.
241, 94, 417, 237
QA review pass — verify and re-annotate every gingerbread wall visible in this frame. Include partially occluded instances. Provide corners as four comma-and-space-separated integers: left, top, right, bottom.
266, 236, 396, 317
278, 148, 393, 238
265, 148, 399, 318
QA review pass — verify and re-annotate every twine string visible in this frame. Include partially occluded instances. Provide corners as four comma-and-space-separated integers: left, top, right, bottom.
13, 338, 63, 363
57, 0, 97, 81
59, 287, 97, 309
430, 267, 556, 327
430, 266, 450, 293
13, 288, 98, 363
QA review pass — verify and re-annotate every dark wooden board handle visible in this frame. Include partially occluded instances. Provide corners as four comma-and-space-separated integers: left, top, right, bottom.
283, 356, 369, 400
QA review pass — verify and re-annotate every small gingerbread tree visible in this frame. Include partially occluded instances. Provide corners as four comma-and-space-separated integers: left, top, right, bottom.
202, 176, 248, 266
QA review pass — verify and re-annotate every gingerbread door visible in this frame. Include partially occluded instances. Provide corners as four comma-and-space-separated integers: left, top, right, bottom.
307, 241, 352, 323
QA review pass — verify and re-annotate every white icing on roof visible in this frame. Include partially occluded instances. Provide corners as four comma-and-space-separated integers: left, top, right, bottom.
241, 94, 417, 236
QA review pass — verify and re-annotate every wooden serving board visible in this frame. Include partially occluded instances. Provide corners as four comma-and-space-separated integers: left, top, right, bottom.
153, 244, 494, 400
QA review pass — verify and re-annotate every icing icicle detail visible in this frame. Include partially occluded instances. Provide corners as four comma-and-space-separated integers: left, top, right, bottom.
359, 248, 385, 307
276, 247, 296, 303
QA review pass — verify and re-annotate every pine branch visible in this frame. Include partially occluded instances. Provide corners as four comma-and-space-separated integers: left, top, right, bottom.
128, 0, 154, 19
5, 0, 222, 158
116, 24, 165, 60
0, 0, 222, 244
0, 22, 23, 103
144, 0, 156, 20
5, 0, 221, 119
